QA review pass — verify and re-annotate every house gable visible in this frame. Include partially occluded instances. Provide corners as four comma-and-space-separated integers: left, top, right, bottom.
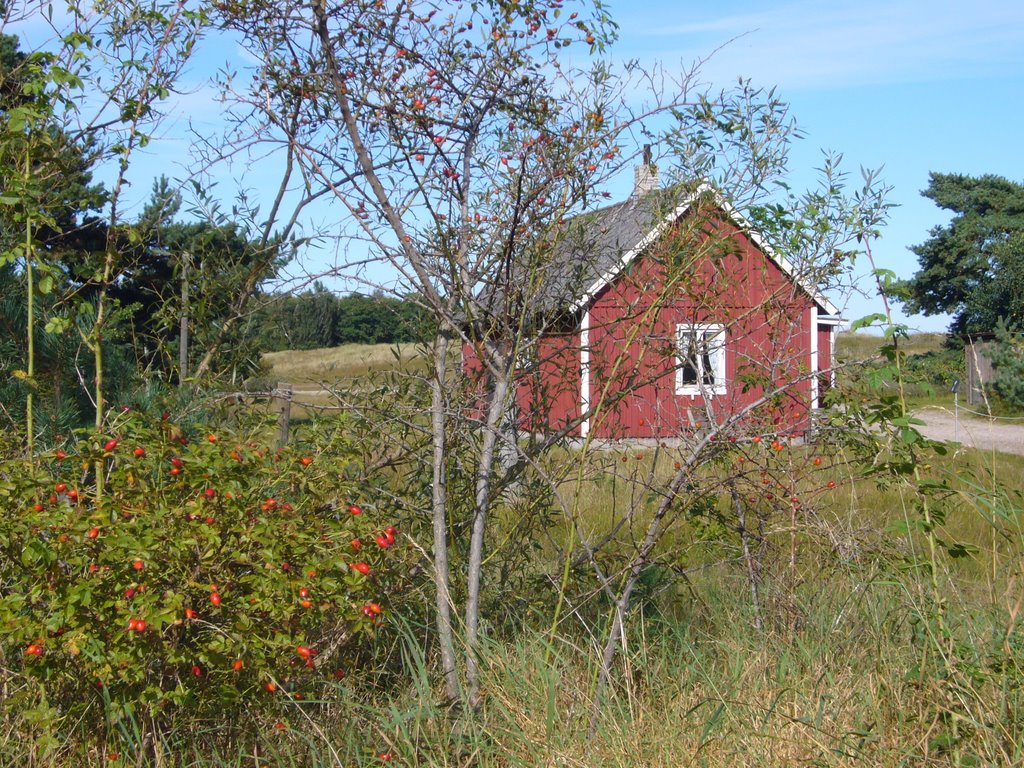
473, 179, 842, 440
579, 211, 822, 439
570, 183, 839, 317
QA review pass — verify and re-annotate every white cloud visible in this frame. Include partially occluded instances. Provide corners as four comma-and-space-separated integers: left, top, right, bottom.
618, 0, 1024, 90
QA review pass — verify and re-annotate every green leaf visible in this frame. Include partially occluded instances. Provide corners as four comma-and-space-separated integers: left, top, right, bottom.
945, 541, 979, 559
44, 316, 71, 335
849, 313, 886, 332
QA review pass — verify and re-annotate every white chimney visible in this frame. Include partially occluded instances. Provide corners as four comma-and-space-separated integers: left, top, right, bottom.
633, 144, 659, 197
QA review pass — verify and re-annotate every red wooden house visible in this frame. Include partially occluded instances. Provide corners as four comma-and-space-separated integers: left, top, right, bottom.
470, 170, 841, 440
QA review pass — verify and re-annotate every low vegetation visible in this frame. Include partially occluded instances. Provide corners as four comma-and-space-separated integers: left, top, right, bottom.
3, 424, 1021, 765
4, 333, 1024, 765
835, 330, 948, 361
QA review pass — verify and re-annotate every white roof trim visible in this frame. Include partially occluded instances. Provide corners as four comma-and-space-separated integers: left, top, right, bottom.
569, 183, 840, 317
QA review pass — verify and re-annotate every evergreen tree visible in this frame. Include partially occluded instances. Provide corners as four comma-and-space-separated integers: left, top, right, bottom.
898, 172, 1024, 336
109, 177, 286, 381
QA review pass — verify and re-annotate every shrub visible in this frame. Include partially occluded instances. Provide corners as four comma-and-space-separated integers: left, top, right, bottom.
989, 321, 1024, 412
0, 408, 413, 753
902, 346, 964, 392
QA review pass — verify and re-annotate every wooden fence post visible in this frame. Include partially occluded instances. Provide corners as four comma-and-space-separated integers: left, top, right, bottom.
273, 382, 292, 447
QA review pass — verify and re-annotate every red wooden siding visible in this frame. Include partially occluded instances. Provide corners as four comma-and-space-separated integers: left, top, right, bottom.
461, 335, 582, 437
464, 209, 834, 440
516, 333, 581, 436
582, 214, 818, 439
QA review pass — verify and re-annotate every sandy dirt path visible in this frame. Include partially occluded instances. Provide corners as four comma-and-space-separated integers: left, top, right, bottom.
913, 407, 1024, 457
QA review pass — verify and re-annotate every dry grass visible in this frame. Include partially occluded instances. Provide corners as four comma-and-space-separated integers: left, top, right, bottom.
542, 438, 1024, 591
261, 343, 429, 385
487, 438, 1024, 766
6, 439, 1023, 766
835, 330, 947, 362
30, 560, 1015, 766
12, 337, 1024, 766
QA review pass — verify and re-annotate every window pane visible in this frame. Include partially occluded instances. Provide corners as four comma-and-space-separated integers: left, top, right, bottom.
702, 329, 718, 385
701, 345, 714, 385
681, 334, 698, 384
678, 325, 725, 393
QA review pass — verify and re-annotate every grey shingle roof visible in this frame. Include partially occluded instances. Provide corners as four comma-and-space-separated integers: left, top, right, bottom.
472, 182, 838, 328
476, 188, 679, 324
550, 192, 672, 312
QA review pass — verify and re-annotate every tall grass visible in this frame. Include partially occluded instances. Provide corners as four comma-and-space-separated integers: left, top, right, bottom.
261, 343, 429, 384
11, 566, 1018, 766
7, 333, 1024, 765
835, 331, 947, 362
5, 436, 1021, 766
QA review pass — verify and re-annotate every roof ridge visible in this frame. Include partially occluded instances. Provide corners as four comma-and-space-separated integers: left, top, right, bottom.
565, 182, 707, 223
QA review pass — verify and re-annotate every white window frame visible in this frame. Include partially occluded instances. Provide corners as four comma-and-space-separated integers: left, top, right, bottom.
675, 323, 726, 397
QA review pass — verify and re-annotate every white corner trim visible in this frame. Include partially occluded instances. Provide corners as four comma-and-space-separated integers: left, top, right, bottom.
810, 306, 819, 410
580, 309, 590, 438
829, 324, 838, 387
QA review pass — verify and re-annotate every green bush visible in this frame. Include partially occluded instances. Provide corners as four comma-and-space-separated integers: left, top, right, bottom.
902, 347, 964, 389
0, 409, 413, 753
989, 321, 1024, 412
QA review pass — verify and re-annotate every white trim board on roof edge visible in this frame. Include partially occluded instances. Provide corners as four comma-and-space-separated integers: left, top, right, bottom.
568, 183, 840, 317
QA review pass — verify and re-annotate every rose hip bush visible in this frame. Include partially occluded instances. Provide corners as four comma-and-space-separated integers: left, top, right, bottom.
0, 409, 414, 736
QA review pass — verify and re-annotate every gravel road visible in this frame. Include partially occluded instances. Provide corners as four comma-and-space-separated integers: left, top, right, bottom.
913, 407, 1024, 456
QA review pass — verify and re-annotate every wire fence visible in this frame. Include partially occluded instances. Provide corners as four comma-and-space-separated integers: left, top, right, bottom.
223, 382, 352, 446
246, 381, 1024, 450
957, 404, 1024, 421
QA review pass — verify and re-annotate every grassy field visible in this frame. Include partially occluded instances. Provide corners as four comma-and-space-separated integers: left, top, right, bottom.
834, 330, 947, 361
16, 434, 1018, 766
253, 333, 1023, 763
262, 343, 429, 384
6, 450, 1022, 766
257, 343, 432, 419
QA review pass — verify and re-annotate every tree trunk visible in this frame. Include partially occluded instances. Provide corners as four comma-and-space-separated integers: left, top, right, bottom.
465, 343, 511, 708
430, 332, 460, 703
731, 483, 763, 631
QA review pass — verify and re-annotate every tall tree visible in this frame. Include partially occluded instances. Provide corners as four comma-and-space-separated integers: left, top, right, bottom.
1, 0, 207, 505
216, 0, 641, 705
214, 0, 889, 711
113, 177, 286, 383
897, 172, 1024, 335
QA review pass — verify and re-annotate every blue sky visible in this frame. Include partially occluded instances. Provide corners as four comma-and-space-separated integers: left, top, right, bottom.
606, 0, 1024, 331
13, 0, 1024, 333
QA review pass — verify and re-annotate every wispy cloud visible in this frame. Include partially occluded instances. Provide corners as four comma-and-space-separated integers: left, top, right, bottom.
618, 0, 1024, 90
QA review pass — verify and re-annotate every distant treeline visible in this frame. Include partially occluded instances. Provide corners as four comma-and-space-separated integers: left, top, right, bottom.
254, 283, 433, 351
